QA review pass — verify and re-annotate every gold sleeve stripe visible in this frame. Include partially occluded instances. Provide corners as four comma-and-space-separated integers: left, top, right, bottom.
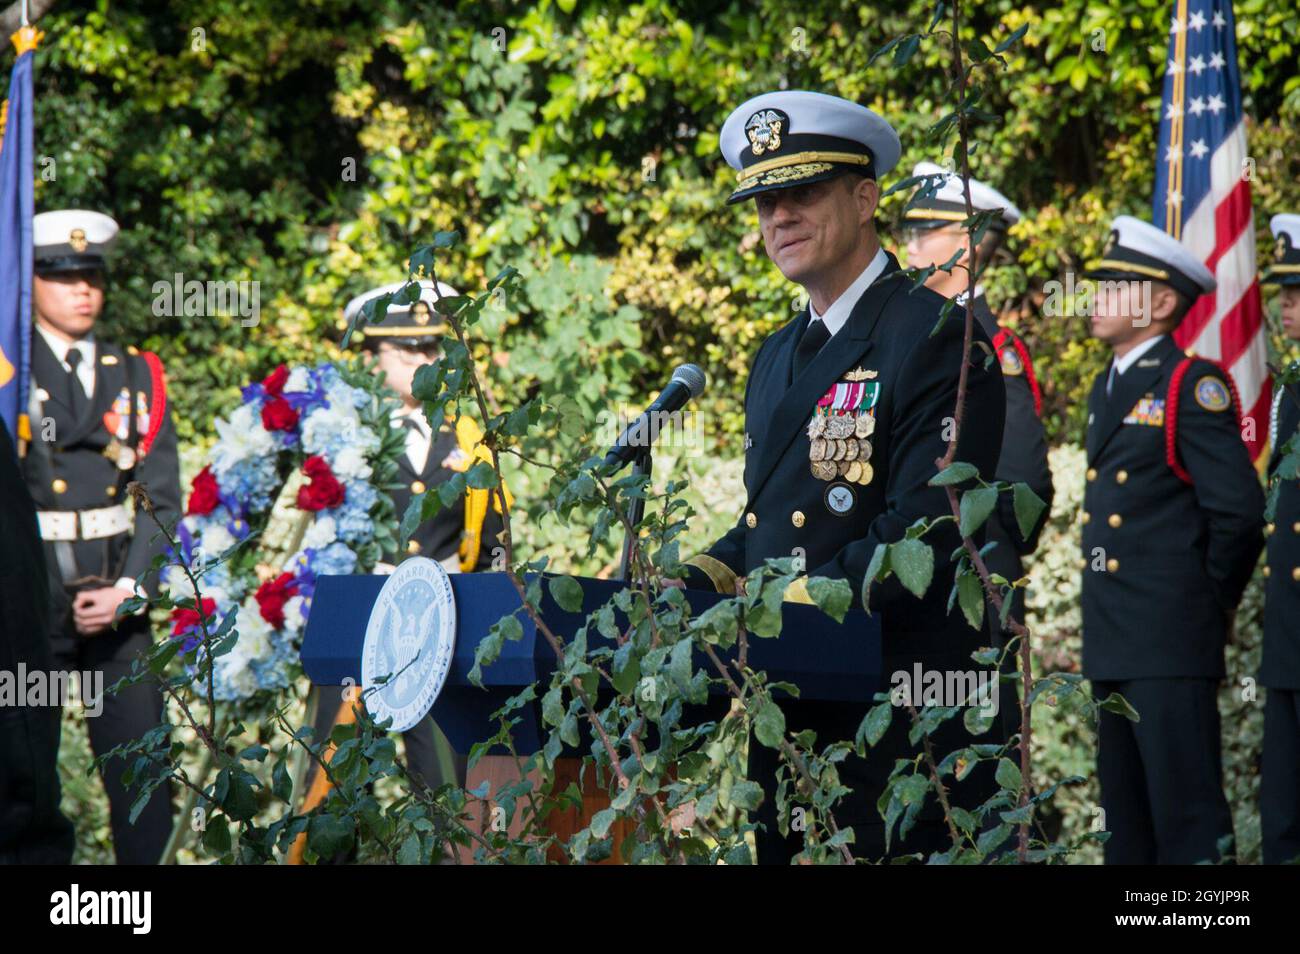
684, 554, 739, 594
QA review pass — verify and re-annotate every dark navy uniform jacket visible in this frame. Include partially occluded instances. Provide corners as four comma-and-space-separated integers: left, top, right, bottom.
972, 295, 1053, 583
22, 332, 180, 652
685, 253, 1006, 662
1081, 335, 1264, 681
1262, 372, 1300, 689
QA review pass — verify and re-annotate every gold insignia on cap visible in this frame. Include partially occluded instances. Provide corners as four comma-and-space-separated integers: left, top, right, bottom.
1277, 234, 1289, 263
69, 228, 87, 253
745, 109, 784, 156
411, 301, 432, 325
1101, 229, 1118, 259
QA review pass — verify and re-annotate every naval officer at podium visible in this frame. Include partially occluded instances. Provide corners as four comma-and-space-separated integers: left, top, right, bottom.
678, 91, 1006, 863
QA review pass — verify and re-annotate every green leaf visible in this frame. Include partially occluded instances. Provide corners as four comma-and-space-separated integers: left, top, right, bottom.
956, 570, 985, 631
807, 576, 852, 622
994, 757, 1022, 793
1012, 482, 1047, 543
729, 780, 764, 811
307, 814, 355, 860
930, 462, 978, 486
590, 807, 618, 839
1098, 691, 1140, 722
548, 575, 584, 613
959, 487, 999, 538
753, 698, 786, 749
890, 538, 934, 599
858, 701, 893, 748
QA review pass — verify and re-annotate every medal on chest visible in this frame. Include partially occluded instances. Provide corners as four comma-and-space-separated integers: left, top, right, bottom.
809, 367, 878, 485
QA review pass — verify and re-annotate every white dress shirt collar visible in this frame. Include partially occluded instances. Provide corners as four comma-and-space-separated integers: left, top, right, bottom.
807, 246, 889, 338
1112, 335, 1166, 377
36, 323, 96, 398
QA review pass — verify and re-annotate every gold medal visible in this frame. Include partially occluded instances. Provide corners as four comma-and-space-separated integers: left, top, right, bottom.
844, 438, 859, 462
814, 460, 838, 481
855, 413, 875, 438
838, 460, 853, 477
832, 439, 846, 461
858, 439, 872, 462
831, 415, 854, 439
810, 439, 826, 461
846, 461, 862, 482
808, 414, 826, 439
856, 462, 874, 485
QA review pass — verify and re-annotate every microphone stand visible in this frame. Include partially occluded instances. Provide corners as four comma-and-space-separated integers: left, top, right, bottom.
618, 446, 652, 582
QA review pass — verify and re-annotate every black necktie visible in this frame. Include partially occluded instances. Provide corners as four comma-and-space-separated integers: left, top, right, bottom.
64, 348, 87, 418
792, 318, 831, 381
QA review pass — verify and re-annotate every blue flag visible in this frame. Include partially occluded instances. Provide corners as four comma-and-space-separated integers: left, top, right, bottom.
0, 28, 39, 451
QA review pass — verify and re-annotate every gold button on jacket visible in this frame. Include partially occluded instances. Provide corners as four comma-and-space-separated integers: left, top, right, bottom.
745, 513, 757, 528
791, 510, 805, 528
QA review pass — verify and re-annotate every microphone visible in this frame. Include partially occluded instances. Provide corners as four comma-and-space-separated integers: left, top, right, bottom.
602, 363, 707, 470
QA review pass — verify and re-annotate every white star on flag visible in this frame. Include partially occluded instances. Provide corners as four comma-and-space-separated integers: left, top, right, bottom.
1207, 94, 1226, 113
1166, 190, 1183, 208
1189, 11, 1207, 31
1165, 100, 1182, 119
1189, 96, 1206, 116
1167, 58, 1182, 75
1210, 51, 1225, 70
1165, 143, 1181, 161
1213, 11, 1226, 28
1170, 16, 1183, 33
1189, 139, 1209, 159
1189, 55, 1206, 75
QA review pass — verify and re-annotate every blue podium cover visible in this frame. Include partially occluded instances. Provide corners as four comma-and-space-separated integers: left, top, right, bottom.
301, 573, 881, 753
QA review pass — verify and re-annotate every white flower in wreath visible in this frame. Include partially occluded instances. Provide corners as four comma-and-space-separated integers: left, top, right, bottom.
281, 594, 307, 633
285, 366, 312, 393
200, 522, 238, 561
212, 404, 276, 474
302, 515, 338, 550
331, 445, 373, 481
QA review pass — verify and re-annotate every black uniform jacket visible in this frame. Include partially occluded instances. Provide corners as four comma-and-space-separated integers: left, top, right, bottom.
685, 252, 1006, 666
390, 422, 502, 569
1262, 372, 1300, 689
1081, 335, 1264, 681
22, 332, 180, 644
973, 295, 1053, 578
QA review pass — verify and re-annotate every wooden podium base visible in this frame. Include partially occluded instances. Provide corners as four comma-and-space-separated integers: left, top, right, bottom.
460, 755, 634, 864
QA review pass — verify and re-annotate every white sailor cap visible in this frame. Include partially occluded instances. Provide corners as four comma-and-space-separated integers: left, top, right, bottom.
903, 161, 1022, 232
33, 209, 119, 274
341, 279, 460, 346
719, 90, 901, 205
1085, 215, 1216, 302
1265, 213, 1300, 287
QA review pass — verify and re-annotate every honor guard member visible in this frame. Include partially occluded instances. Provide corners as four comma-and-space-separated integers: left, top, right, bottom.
1081, 215, 1264, 864
679, 91, 1006, 863
904, 162, 1054, 740
22, 210, 179, 863
1260, 213, 1300, 864
303, 280, 508, 811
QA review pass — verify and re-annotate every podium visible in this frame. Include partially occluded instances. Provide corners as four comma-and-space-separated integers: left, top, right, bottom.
300, 572, 882, 860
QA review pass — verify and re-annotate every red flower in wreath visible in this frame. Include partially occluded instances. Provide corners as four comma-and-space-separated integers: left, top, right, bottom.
254, 572, 299, 629
262, 364, 290, 396
261, 396, 299, 432
171, 597, 217, 637
186, 466, 221, 516
296, 455, 345, 511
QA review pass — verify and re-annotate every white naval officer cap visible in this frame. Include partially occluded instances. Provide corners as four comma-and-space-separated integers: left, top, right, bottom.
904, 161, 1022, 232
341, 279, 461, 346
1085, 214, 1216, 303
719, 90, 901, 205
33, 209, 119, 274
1265, 213, 1300, 287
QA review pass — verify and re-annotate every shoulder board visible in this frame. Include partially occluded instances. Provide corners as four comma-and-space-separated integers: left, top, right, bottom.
992, 327, 1043, 417
1164, 356, 1241, 485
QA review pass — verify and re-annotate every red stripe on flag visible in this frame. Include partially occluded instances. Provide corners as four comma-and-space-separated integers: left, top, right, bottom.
1174, 179, 1255, 348
1217, 281, 1262, 372
1244, 380, 1272, 463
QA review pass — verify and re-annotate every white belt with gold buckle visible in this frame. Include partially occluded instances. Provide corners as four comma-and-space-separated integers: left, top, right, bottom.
37, 504, 132, 542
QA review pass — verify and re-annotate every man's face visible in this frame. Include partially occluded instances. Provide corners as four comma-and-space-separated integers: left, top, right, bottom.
33, 270, 104, 338
375, 340, 440, 403
904, 224, 968, 273
1279, 286, 1300, 340
755, 176, 877, 285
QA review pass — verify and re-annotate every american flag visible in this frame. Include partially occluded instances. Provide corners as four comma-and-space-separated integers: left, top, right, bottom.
1153, 0, 1268, 461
